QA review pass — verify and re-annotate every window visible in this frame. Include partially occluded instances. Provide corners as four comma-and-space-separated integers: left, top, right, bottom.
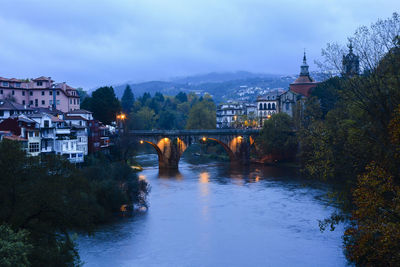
41, 100, 45, 105
12, 90, 15, 95
259, 103, 262, 110
57, 91, 60, 95
36, 81, 43, 86
49, 91, 52, 95
15, 82, 21, 88
22, 91, 25, 96
10, 110, 14, 115
74, 99, 76, 105
56, 100, 60, 105
35, 99, 38, 107
2, 82, 9, 87
29, 132, 33, 137
49, 100, 53, 105
22, 100, 25, 105
268, 103, 271, 110
29, 143, 40, 153
30, 91, 33, 96
0, 90, 2, 94
77, 99, 79, 104
70, 99, 72, 104
41, 91, 45, 96
263, 103, 267, 109
272, 103, 276, 110
285, 103, 290, 110
30, 100, 33, 105
0, 110, 3, 116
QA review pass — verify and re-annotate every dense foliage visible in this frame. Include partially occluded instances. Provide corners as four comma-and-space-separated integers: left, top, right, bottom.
0, 140, 148, 266
297, 13, 400, 266
257, 113, 297, 159
81, 86, 121, 125
127, 91, 216, 130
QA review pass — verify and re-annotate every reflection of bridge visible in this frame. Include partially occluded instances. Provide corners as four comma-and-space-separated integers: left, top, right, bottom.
129, 129, 260, 169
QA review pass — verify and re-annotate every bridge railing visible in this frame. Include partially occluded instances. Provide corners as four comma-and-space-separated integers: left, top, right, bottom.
129, 129, 260, 136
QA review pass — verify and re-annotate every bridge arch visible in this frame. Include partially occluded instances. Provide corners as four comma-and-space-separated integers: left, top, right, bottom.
132, 129, 259, 169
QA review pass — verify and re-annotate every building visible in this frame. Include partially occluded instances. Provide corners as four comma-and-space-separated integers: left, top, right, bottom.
0, 99, 34, 122
0, 76, 80, 112
0, 115, 41, 156
256, 91, 279, 126
278, 52, 319, 117
288, 52, 318, 97
216, 103, 244, 128
88, 120, 110, 153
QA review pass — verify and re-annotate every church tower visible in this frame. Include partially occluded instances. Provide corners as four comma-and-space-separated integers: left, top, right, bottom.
289, 51, 317, 97
342, 41, 360, 77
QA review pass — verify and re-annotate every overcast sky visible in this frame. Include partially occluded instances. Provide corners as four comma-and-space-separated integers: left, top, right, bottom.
0, 0, 399, 89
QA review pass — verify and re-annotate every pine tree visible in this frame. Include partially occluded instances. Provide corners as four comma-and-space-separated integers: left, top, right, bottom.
121, 85, 134, 114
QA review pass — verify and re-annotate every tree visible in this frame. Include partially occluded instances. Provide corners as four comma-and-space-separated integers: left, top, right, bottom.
0, 224, 32, 267
175, 92, 188, 102
185, 97, 216, 129
121, 85, 134, 114
129, 107, 155, 130
76, 87, 88, 103
158, 110, 176, 130
88, 86, 121, 125
257, 113, 297, 157
0, 140, 148, 266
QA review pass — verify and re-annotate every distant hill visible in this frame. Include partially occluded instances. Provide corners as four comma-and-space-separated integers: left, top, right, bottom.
112, 71, 328, 103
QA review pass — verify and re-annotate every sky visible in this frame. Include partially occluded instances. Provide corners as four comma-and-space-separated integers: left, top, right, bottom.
0, 0, 399, 89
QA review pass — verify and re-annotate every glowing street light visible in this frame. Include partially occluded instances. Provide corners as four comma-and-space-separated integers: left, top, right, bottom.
202, 137, 207, 142
140, 140, 144, 144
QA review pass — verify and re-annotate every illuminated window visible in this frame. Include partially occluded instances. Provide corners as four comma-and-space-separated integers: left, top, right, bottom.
29, 143, 40, 153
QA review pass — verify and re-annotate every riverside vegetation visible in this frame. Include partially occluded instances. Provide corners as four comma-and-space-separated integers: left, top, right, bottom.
0, 140, 148, 266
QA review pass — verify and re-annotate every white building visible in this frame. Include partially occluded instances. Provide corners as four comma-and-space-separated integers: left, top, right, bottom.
256, 91, 279, 126
216, 103, 244, 128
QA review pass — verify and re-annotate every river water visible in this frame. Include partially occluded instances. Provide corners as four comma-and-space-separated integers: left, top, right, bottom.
77, 153, 348, 267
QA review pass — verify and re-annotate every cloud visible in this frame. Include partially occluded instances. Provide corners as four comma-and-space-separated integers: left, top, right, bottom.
0, 0, 399, 89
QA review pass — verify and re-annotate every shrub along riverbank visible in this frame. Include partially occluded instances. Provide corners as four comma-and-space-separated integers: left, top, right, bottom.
0, 140, 149, 266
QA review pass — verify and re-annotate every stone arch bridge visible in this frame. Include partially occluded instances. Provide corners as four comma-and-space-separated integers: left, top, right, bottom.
129, 129, 259, 169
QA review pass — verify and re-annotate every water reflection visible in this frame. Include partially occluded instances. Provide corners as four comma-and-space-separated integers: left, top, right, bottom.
77, 154, 347, 267
158, 168, 182, 180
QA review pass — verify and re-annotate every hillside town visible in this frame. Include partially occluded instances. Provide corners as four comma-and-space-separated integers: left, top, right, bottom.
0, 48, 359, 162
0, 77, 112, 163
217, 48, 359, 128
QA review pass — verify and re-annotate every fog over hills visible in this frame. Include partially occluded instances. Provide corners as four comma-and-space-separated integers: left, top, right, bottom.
112, 71, 328, 103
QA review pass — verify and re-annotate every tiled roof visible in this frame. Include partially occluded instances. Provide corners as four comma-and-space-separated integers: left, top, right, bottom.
0, 99, 34, 111
3, 135, 28, 141
64, 115, 88, 121
33, 76, 53, 81
67, 109, 92, 114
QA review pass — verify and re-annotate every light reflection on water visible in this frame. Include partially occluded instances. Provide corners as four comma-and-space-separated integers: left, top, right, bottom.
77, 153, 348, 267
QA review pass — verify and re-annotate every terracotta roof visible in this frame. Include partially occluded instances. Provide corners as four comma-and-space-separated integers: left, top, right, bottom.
33, 76, 53, 82
291, 75, 315, 84
3, 135, 28, 141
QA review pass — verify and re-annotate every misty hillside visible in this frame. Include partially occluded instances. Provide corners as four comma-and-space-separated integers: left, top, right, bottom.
113, 71, 328, 103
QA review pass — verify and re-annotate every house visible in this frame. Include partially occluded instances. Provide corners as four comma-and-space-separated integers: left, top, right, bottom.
216, 103, 245, 128
88, 120, 110, 153
0, 99, 34, 122
0, 115, 40, 156
0, 76, 80, 112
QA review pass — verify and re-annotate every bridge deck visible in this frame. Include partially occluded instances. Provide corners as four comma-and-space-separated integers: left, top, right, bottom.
129, 129, 260, 136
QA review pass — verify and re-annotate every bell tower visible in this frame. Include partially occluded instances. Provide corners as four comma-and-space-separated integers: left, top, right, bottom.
342, 41, 360, 77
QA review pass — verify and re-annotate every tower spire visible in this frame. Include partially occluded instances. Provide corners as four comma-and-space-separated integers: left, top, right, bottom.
300, 49, 309, 76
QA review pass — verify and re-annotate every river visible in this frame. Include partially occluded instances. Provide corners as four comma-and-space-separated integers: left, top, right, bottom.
77, 153, 348, 267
